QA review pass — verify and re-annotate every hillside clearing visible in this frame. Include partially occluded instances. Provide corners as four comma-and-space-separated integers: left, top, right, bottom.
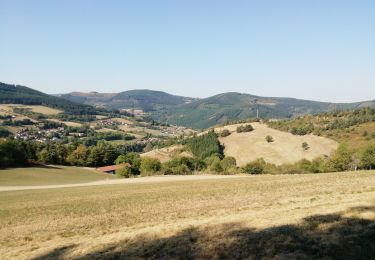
0, 171, 374, 259
217, 122, 338, 166
0, 104, 62, 115
47, 119, 83, 127
0, 166, 116, 186
141, 144, 193, 162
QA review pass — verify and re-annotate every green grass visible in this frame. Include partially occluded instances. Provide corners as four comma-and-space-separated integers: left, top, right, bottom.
0, 166, 116, 186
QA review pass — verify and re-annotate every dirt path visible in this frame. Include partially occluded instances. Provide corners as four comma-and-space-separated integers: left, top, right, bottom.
0, 175, 245, 192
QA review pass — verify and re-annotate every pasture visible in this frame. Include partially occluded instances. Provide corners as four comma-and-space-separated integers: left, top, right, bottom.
1, 171, 374, 259
0, 166, 116, 186
217, 122, 338, 166
0, 104, 62, 115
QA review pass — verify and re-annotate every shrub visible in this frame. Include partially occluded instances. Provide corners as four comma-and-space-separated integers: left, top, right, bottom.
302, 142, 310, 151
220, 129, 231, 137
115, 152, 141, 175
0, 127, 12, 138
116, 165, 134, 178
161, 156, 205, 175
237, 124, 254, 133
140, 157, 161, 176
266, 135, 274, 143
220, 156, 237, 174
205, 154, 223, 173
242, 158, 266, 174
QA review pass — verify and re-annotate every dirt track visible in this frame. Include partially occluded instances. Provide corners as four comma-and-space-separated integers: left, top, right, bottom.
0, 175, 245, 192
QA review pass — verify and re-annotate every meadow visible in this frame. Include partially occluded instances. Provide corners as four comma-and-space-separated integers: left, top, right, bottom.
0, 166, 116, 186
0, 171, 374, 259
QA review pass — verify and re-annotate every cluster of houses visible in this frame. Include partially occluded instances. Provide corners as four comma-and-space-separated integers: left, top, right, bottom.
14, 127, 65, 142
98, 119, 129, 127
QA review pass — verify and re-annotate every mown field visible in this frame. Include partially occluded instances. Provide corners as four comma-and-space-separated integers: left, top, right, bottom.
1, 171, 374, 259
0, 166, 116, 186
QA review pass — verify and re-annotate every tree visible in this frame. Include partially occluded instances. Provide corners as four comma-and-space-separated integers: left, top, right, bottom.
140, 157, 161, 176
266, 135, 274, 143
0, 139, 27, 167
116, 165, 134, 178
115, 152, 141, 175
186, 131, 223, 160
327, 144, 353, 172
86, 146, 104, 167
361, 145, 375, 170
220, 156, 237, 173
66, 144, 88, 166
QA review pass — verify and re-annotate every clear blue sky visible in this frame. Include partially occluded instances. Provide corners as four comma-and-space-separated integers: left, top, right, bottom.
1, 0, 374, 102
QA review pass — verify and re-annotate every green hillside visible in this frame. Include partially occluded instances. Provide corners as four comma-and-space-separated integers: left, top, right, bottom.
152, 92, 375, 129
60, 89, 198, 111
0, 82, 94, 114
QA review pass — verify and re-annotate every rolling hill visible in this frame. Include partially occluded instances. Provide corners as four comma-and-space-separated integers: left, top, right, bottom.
59, 89, 375, 129
59, 89, 198, 111
0, 82, 93, 114
153, 93, 375, 129
141, 122, 338, 166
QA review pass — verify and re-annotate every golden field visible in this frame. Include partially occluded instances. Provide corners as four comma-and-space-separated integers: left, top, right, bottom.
216, 122, 338, 166
0, 171, 374, 259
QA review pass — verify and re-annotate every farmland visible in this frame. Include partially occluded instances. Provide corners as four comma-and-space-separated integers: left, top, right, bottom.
1, 171, 374, 259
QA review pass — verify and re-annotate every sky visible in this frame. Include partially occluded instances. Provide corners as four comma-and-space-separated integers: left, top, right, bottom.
0, 0, 374, 102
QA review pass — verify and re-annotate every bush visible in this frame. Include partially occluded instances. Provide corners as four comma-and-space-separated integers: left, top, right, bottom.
205, 154, 223, 173
140, 157, 161, 176
242, 158, 266, 174
161, 156, 205, 175
220, 129, 231, 137
302, 142, 310, 151
0, 127, 12, 138
116, 165, 134, 178
266, 135, 274, 143
220, 156, 237, 174
236, 124, 254, 133
115, 152, 141, 175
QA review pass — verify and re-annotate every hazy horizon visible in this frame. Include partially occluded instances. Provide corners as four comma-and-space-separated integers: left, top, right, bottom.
1, 0, 374, 102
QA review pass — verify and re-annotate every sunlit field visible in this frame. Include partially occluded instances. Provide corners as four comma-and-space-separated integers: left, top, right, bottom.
1, 171, 374, 259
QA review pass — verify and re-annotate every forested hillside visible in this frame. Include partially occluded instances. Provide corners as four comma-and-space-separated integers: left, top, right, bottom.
60, 89, 198, 111
0, 82, 94, 114
59, 89, 375, 129
152, 93, 375, 129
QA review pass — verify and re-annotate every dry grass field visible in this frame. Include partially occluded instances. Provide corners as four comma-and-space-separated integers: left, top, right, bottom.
47, 119, 83, 127
0, 171, 374, 259
0, 166, 116, 186
216, 122, 338, 166
0, 104, 62, 115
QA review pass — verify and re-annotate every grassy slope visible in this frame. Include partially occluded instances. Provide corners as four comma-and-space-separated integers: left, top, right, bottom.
0, 171, 374, 259
217, 122, 338, 166
0, 166, 116, 186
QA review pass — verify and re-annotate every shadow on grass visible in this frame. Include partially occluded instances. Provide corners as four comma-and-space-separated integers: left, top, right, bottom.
0, 163, 62, 170
35, 207, 375, 260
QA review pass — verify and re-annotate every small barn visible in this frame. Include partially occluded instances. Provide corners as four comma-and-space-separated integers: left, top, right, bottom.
97, 165, 120, 174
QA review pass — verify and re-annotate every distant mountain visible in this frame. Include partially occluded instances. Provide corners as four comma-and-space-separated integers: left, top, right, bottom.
0, 82, 93, 114
59, 89, 198, 111
59, 89, 375, 129
153, 92, 375, 129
